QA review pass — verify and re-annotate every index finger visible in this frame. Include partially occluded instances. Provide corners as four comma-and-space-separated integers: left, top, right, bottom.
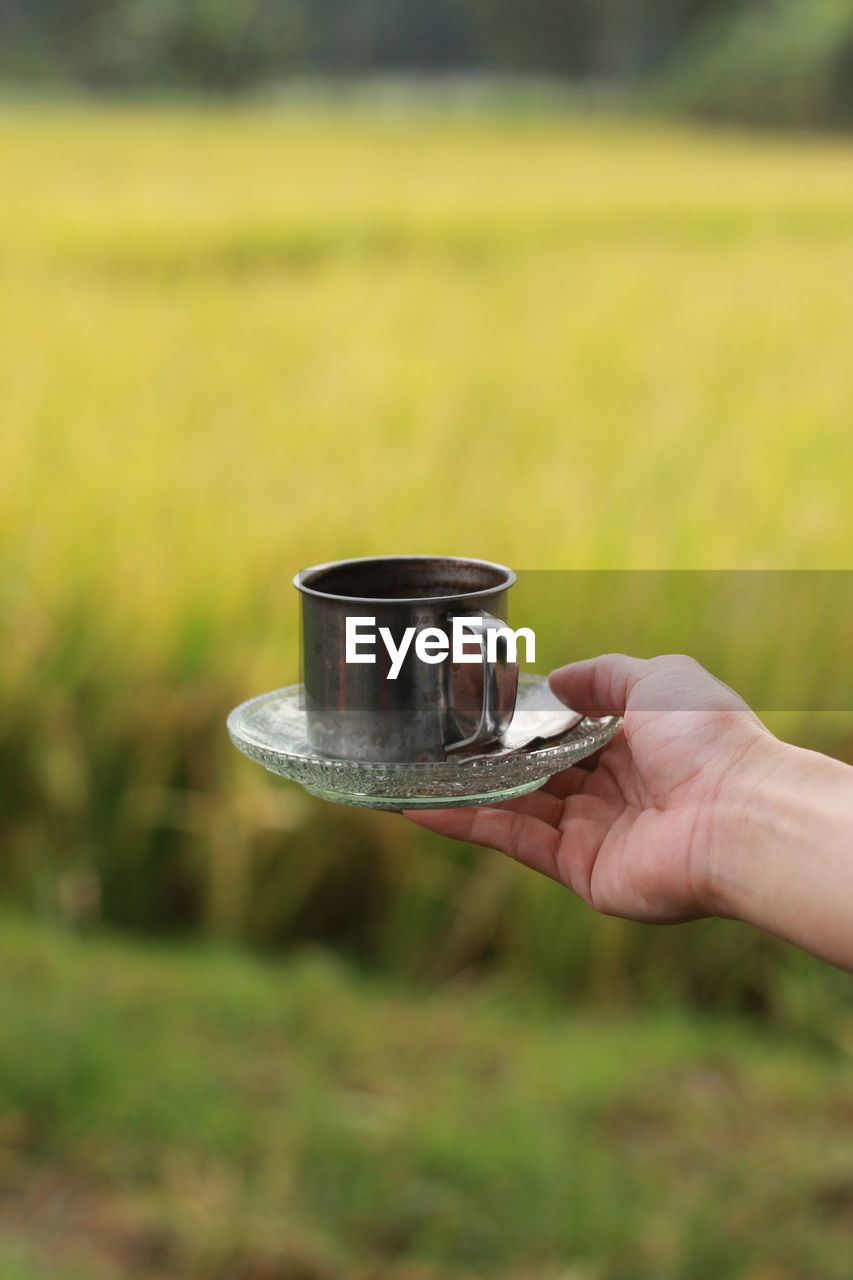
402, 804, 561, 880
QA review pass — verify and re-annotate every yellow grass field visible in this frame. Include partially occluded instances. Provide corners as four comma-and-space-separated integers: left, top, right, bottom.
1, 105, 852, 984
3, 107, 853, 1279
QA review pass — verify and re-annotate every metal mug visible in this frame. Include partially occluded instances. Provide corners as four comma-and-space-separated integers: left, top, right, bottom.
294, 555, 519, 763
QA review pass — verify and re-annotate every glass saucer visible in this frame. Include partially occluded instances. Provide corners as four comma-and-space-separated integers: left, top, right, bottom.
227, 673, 621, 811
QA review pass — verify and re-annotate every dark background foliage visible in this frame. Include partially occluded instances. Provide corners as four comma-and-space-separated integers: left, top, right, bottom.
3, 0, 853, 126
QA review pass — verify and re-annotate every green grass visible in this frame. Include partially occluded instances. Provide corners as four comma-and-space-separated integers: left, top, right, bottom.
0, 916, 852, 1279
2, 104, 853, 1001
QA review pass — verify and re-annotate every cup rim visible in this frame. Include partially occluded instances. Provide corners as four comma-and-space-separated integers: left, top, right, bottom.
293, 554, 516, 605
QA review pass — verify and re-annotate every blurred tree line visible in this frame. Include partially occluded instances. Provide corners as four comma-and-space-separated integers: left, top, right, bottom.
2, 0, 853, 126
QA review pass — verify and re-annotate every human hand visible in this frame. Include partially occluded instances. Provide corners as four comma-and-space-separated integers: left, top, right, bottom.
404, 654, 782, 924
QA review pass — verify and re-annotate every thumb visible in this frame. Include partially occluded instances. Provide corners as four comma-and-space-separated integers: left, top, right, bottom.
548, 652, 651, 718
549, 652, 759, 718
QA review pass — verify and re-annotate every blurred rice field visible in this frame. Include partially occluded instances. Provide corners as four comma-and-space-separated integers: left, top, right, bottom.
2, 105, 853, 1002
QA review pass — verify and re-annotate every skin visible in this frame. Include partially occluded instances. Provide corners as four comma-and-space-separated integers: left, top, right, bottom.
404, 653, 853, 971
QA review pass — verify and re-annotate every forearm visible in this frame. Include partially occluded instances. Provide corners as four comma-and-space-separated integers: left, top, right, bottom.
710, 737, 853, 969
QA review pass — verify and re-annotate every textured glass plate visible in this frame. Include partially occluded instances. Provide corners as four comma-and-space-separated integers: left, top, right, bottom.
227, 674, 621, 811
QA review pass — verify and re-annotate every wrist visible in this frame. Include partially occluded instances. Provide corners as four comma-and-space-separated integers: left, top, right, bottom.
704, 731, 853, 954
701, 733, 795, 921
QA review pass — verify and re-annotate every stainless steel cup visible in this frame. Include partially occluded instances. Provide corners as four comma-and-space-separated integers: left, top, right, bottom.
294, 555, 519, 762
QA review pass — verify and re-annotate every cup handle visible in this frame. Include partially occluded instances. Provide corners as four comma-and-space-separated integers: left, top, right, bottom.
444, 612, 519, 755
